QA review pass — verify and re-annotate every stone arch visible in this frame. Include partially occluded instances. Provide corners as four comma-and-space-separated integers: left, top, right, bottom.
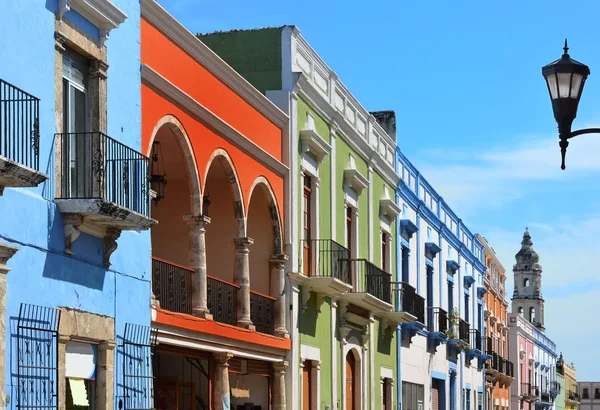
247, 177, 283, 255
147, 114, 202, 215
203, 149, 245, 237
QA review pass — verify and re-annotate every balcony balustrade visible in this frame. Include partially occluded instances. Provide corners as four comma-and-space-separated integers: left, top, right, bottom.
348, 259, 392, 304
0, 78, 47, 193
401, 282, 425, 324
458, 319, 470, 342
491, 352, 499, 371
55, 132, 155, 263
301, 239, 351, 284
469, 329, 481, 351
427, 307, 448, 334
152, 258, 275, 335
505, 360, 514, 377
541, 389, 551, 403
567, 390, 580, 402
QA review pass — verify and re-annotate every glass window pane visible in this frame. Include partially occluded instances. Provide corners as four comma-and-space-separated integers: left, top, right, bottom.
557, 72, 573, 98
570, 73, 584, 98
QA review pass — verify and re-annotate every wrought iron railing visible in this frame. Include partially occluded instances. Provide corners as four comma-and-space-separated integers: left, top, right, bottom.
499, 356, 506, 374
300, 239, 351, 284
567, 390, 580, 401
399, 282, 425, 323
152, 257, 193, 314
250, 290, 275, 335
459, 319, 469, 342
521, 383, 531, 397
470, 329, 481, 351
207, 276, 238, 327
56, 132, 151, 216
491, 352, 499, 370
349, 259, 392, 304
0, 79, 41, 170
487, 336, 493, 354
505, 360, 514, 377
541, 390, 551, 403
427, 307, 448, 334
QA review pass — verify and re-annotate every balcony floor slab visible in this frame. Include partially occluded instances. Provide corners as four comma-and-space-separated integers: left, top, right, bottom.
0, 156, 48, 193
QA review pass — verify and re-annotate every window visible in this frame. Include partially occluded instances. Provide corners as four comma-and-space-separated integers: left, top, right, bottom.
427, 226, 432, 241
62, 48, 91, 198
402, 203, 408, 215
381, 231, 388, 272
464, 294, 470, 323
594, 388, 600, 398
583, 388, 589, 399
524, 278, 530, 288
302, 360, 313, 410
518, 307, 524, 317
382, 378, 392, 410
303, 175, 312, 276
402, 382, 424, 410
529, 307, 536, 323
448, 281, 454, 312
346, 206, 353, 255
401, 246, 409, 283
65, 341, 97, 410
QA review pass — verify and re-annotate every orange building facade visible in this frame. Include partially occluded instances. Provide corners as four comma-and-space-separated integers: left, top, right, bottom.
141, 1, 291, 409
477, 234, 514, 410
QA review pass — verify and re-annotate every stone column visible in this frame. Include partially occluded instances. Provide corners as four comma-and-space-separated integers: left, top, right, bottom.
0, 244, 18, 410
97, 341, 117, 410
212, 352, 233, 410
272, 361, 288, 410
184, 215, 212, 319
233, 237, 254, 329
58, 335, 71, 410
270, 254, 289, 338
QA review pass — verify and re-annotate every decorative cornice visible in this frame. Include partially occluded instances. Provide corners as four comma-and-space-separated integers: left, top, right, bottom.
58, 0, 127, 44
142, 64, 288, 177
400, 219, 418, 239
464, 275, 476, 288
294, 74, 399, 189
447, 260, 460, 274
299, 129, 331, 162
140, 0, 288, 128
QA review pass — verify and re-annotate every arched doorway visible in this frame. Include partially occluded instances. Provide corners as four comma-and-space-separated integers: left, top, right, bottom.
203, 150, 244, 283
346, 351, 357, 410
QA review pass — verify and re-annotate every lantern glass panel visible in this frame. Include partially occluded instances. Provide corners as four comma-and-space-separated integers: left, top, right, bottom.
557, 73, 573, 98
546, 73, 559, 100
570, 73, 584, 98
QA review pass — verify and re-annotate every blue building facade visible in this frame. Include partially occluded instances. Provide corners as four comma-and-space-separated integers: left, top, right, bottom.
0, 1, 153, 410
393, 147, 488, 410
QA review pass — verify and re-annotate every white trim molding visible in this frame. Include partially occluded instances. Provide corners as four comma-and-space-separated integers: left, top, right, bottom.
140, 0, 288, 128
58, 0, 127, 44
142, 64, 288, 176
343, 155, 369, 195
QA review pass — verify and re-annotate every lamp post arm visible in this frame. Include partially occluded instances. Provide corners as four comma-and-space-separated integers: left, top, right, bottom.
559, 128, 600, 170
566, 128, 600, 139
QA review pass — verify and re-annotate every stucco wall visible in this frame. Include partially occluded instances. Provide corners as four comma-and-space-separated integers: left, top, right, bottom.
0, 0, 150, 409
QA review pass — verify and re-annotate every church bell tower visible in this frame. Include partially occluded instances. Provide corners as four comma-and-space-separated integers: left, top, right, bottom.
512, 228, 545, 332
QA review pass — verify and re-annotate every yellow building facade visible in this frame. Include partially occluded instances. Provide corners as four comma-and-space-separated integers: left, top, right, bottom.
558, 354, 580, 409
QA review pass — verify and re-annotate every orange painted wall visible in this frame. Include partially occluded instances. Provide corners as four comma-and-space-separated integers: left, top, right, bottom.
142, 85, 285, 223
141, 19, 283, 162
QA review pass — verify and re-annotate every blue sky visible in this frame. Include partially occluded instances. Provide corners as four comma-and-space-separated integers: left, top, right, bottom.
158, 0, 600, 379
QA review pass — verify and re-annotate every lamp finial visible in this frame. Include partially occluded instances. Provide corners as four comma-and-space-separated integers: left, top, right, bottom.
563, 38, 569, 55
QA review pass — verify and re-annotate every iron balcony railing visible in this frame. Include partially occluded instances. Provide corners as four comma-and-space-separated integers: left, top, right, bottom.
207, 276, 237, 327
152, 257, 193, 314
56, 132, 151, 216
551, 381, 561, 393
458, 319, 470, 342
532, 385, 540, 398
427, 307, 448, 334
567, 390, 580, 401
152, 257, 276, 335
301, 239, 351, 284
491, 352, 499, 371
349, 259, 392, 304
0, 79, 41, 170
505, 360, 514, 377
399, 282, 425, 323
470, 329, 481, 351
486, 336, 493, 354
250, 290, 275, 335
541, 390, 551, 403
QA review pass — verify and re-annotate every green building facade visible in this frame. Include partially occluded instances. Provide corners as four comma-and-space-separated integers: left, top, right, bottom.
201, 26, 407, 410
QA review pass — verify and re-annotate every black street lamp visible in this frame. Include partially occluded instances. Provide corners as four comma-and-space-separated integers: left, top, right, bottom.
542, 39, 597, 170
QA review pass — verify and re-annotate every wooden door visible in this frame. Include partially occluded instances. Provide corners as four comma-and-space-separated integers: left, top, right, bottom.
345, 352, 356, 410
381, 231, 387, 272
346, 207, 352, 254
303, 175, 312, 276
302, 360, 312, 410
431, 379, 440, 410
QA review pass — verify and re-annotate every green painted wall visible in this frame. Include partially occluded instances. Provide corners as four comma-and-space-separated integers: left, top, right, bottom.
374, 318, 396, 406
556, 374, 565, 410
198, 28, 283, 93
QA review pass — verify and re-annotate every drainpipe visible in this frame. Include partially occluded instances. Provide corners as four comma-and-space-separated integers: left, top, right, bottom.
395, 206, 402, 410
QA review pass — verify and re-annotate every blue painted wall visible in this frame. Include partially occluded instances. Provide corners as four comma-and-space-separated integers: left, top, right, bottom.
0, 0, 149, 408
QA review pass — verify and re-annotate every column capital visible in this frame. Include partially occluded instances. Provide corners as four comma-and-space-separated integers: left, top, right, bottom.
234, 237, 254, 251
270, 254, 288, 266
0, 243, 19, 275
98, 340, 118, 351
273, 360, 288, 373
183, 214, 211, 227
213, 351, 234, 365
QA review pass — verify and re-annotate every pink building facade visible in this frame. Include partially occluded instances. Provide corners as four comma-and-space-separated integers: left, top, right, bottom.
508, 313, 536, 409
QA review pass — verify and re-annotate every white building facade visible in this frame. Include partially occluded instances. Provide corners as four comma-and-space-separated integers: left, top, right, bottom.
395, 149, 487, 410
